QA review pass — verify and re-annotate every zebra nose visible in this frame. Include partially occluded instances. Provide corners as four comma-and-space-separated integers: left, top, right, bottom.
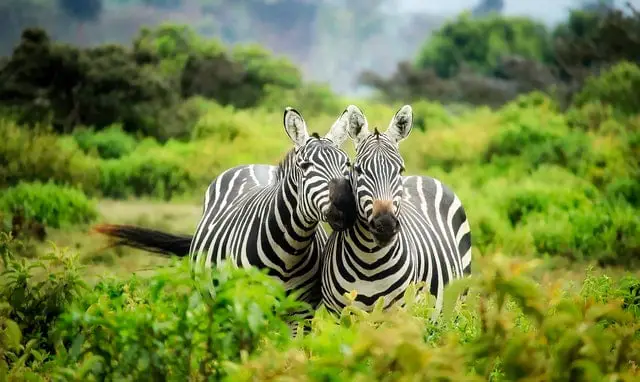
370, 212, 400, 246
371, 212, 399, 234
326, 178, 357, 231
328, 178, 354, 209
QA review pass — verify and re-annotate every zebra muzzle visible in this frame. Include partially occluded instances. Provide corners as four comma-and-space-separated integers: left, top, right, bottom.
326, 178, 357, 231
369, 212, 400, 246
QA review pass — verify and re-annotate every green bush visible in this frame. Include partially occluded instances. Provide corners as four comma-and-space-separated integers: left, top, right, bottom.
573, 61, 640, 117
1, 236, 639, 380
606, 176, 640, 207
566, 101, 620, 132
0, 182, 98, 228
73, 124, 138, 159
484, 116, 591, 173
259, 83, 343, 118
501, 169, 598, 227
190, 101, 246, 142
410, 99, 455, 131
0, 233, 87, 379
227, 256, 640, 381
415, 12, 553, 78
98, 149, 198, 200
0, 118, 99, 192
527, 201, 640, 265
53, 260, 306, 381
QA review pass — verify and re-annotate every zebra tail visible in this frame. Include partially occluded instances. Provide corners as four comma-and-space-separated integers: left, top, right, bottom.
91, 224, 192, 257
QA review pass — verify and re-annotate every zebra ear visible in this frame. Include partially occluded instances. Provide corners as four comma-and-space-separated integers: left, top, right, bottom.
283, 107, 310, 148
344, 104, 369, 147
324, 108, 350, 147
385, 104, 413, 144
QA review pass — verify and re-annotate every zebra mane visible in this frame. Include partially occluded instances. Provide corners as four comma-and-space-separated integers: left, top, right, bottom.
276, 149, 296, 180
275, 132, 325, 180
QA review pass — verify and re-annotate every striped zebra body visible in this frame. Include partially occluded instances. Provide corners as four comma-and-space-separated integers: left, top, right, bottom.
188, 107, 353, 312
321, 105, 472, 318
189, 162, 327, 307
93, 107, 356, 325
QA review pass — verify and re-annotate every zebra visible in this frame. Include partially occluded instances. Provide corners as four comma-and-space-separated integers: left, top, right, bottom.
320, 104, 472, 320
94, 106, 357, 319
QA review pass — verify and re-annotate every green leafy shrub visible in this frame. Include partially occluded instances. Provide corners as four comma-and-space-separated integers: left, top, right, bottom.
485, 105, 591, 173
573, 61, 640, 117
501, 168, 598, 227
53, 260, 307, 381
585, 133, 638, 191
415, 12, 553, 78
0, 233, 88, 378
98, 149, 198, 200
1, 234, 639, 381
227, 256, 640, 381
73, 124, 138, 159
565, 101, 620, 132
410, 99, 455, 131
190, 101, 246, 142
606, 176, 640, 207
260, 83, 343, 118
0, 182, 98, 228
528, 201, 640, 265
0, 118, 99, 192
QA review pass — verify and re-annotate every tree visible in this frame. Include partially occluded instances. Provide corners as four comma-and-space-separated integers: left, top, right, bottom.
552, 4, 640, 85
415, 13, 554, 78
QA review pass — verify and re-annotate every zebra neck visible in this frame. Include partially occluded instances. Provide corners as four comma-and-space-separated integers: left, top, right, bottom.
269, 171, 318, 252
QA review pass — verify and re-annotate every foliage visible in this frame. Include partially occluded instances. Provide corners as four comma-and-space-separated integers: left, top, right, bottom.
572, 61, 640, 117
552, 6, 640, 84
416, 12, 553, 78
0, 24, 327, 140
2, 235, 640, 380
228, 256, 640, 381
0, 28, 178, 139
98, 145, 199, 201
0, 235, 307, 380
2, 60, 639, 260
0, 182, 98, 229
0, 233, 88, 379
485, 100, 591, 173
527, 201, 640, 265
0, 118, 100, 192
364, 5, 640, 108
73, 124, 138, 159
53, 260, 307, 380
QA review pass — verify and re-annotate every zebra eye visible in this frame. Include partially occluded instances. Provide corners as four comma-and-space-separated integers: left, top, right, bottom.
300, 162, 313, 171
353, 164, 362, 174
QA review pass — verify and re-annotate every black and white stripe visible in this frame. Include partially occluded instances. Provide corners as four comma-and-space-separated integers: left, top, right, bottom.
321, 105, 472, 319
189, 107, 352, 312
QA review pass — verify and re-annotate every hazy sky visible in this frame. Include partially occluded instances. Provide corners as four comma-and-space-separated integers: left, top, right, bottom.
393, 0, 640, 25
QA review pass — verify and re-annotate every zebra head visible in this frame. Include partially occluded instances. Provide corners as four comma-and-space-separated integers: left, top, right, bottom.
283, 106, 354, 230
345, 104, 413, 246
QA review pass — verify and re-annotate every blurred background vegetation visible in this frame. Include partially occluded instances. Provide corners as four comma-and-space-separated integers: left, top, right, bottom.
1, 0, 639, 380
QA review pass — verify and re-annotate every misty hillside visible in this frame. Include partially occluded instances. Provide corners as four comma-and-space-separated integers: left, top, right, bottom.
0, 0, 446, 95
1, 0, 630, 94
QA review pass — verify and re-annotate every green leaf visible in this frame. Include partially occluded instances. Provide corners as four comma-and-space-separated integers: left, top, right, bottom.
442, 277, 475, 323
69, 334, 85, 360
4, 319, 21, 349
0, 360, 8, 382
